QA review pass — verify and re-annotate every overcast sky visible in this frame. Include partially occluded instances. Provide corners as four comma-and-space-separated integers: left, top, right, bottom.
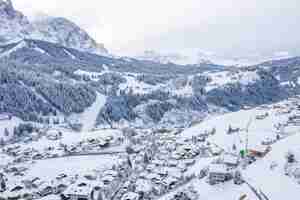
14, 0, 300, 60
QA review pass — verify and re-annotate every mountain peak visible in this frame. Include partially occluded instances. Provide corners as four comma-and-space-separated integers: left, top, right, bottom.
0, 0, 20, 19
31, 16, 108, 55
0, 1, 108, 55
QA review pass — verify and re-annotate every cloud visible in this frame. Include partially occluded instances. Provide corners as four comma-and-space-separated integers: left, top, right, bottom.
13, 0, 300, 58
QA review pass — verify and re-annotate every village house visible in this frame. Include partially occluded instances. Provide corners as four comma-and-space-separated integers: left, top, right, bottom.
38, 184, 53, 197
46, 129, 62, 141
208, 164, 233, 185
101, 175, 115, 185
62, 182, 103, 200
0, 113, 12, 121
102, 170, 118, 178
222, 154, 239, 167
209, 146, 223, 156
146, 173, 163, 184
261, 137, 277, 145
167, 160, 178, 167
248, 146, 272, 158
1, 181, 32, 200
121, 192, 139, 200
288, 114, 300, 126
135, 179, 153, 197
183, 159, 196, 167
162, 176, 178, 190
255, 112, 269, 120
55, 183, 68, 194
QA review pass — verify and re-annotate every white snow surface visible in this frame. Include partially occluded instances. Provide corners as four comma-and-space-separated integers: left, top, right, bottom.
119, 75, 161, 94
204, 70, 260, 91
243, 133, 300, 200
69, 92, 107, 131
180, 105, 294, 151
25, 154, 119, 180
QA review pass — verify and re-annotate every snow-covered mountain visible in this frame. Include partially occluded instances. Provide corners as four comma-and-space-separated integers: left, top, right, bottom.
0, 0, 108, 55
137, 49, 295, 67
31, 17, 108, 55
137, 50, 190, 64
0, 0, 32, 43
137, 50, 214, 65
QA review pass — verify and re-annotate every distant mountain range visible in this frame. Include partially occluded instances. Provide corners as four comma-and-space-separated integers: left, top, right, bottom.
136, 49, 294, 66
0, 0, 108, 55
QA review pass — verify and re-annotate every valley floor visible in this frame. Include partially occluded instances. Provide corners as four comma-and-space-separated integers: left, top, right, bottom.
1, 97, 300, 200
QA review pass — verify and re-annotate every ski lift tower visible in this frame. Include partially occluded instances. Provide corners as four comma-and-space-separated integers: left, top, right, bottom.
245, 117, 253, 155
240, 117, 252, 169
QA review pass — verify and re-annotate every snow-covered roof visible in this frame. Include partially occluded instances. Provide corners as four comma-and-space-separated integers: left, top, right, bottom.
101, 175, 114, 182
146, 173, 161, 180
209, 164, 229, 174
222, 154, 239, 165
162, 176, 178, 185
135, 179, 152, 193
121, 192, 139, 200
102, 170, 118, 177
63, 182, 92, 196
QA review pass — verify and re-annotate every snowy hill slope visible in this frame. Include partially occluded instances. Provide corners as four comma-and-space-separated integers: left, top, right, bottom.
159, 98, 300, 200
0, 38, 295, 129
243, 132, 300, 200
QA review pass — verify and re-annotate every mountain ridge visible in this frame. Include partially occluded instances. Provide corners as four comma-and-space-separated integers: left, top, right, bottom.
0, 0, 108, 55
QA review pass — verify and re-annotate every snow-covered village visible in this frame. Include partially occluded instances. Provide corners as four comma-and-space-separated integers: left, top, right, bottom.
1, 0, 300, 199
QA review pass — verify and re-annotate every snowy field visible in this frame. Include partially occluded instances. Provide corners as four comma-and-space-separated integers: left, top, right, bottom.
6, 128, 122, 152
25, 154, 120, 180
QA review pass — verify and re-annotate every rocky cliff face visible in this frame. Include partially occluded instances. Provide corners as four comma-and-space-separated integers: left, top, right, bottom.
31, 17, 108, 55
0, 0, 32, 43
0, 0, 108, 55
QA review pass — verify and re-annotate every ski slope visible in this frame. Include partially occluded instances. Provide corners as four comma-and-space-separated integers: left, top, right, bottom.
70, 92, 107, 132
